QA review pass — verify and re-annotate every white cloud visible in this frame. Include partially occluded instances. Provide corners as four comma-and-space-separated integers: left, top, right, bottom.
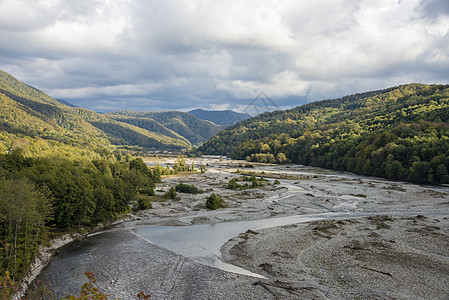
0, 0, 448, 112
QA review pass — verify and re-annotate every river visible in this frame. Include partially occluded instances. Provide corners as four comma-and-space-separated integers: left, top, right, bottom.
31, 159, 449, 299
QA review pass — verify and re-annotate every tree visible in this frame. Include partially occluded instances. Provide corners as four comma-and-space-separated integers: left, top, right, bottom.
276, 152, 287, 164
386, 160, 402, 180
436, 164, 449, 184
0, 179, 52, 280
130, 157, 149, 175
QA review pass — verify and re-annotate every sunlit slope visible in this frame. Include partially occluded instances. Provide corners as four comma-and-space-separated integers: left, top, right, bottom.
199, 84, 449, 184
107, 110, 221, 145
0, 70, 191, 154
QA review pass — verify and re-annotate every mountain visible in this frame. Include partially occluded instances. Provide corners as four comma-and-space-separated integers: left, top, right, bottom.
106, 110, 221, 145
199, 83, 449, 185
188, 108, 251, 127
0, 70, 192, 155
56, 99, 77, 107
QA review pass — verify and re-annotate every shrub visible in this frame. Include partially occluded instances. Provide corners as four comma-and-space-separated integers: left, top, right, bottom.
206, 193, 224, 210
163, 187, 177, 199
175, 183, 203, 194
141, 186, 155, 196
274, 179, 280, 184
0, 272, 16, 300
136, 196, 152, 210
227, 178, 241, 189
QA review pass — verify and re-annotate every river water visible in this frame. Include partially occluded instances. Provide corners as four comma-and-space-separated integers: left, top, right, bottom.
33, 212, 344, 297
132, 212, 343, 278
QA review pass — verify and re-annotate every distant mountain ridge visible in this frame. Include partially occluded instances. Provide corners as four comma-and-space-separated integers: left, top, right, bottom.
106, 110, 221, 145
199, 83, 449, 185
188, 108, 251, 127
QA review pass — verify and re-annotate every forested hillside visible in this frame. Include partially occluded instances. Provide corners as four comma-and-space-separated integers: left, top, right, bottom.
0, 70, 191, 153
199, 84, 449, 185
0, 149, 161, 284
0, 69, 192, 291
107, 110, 221, 144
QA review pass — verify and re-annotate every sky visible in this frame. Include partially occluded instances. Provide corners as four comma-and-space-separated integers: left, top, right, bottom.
0, 0, 448, 113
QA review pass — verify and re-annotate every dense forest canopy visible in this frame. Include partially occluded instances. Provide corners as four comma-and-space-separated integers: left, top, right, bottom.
0, 149, 160, 282
199, 84, 449, 185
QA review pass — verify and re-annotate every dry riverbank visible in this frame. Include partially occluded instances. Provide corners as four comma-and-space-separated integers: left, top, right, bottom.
222, 215, 449, 299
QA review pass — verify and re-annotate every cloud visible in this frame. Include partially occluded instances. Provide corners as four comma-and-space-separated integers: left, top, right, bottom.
0, 0, 448, 112
418, 0, 449, 18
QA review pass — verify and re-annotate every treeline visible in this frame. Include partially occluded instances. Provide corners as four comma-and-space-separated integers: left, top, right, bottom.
0, 150, 160, 283
199, 84, 449, 184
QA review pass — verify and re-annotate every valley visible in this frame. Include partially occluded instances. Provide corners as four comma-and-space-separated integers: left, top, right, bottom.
2, 1, 449, 299
33, 157, 449, 299
1, 69, 449, 299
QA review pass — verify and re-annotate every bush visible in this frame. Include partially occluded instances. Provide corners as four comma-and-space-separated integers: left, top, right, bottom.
227, 176, 266, 189
227, 178, 242, 189
206, 193, 224, 210
136, 196, 152, 210
274, 179, 280, 184
175, 183, 203, 194
141, 186, 155, 196
163, 187, 177, 199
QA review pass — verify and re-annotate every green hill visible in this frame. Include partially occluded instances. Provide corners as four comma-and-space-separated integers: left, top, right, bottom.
199, 83, 449, 184
106, 110, 221, 145
188, 108, 251, 127
0, 70, 192, 155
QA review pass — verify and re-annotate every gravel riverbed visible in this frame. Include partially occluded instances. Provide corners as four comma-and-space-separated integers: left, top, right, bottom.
32, 157, 449, 299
